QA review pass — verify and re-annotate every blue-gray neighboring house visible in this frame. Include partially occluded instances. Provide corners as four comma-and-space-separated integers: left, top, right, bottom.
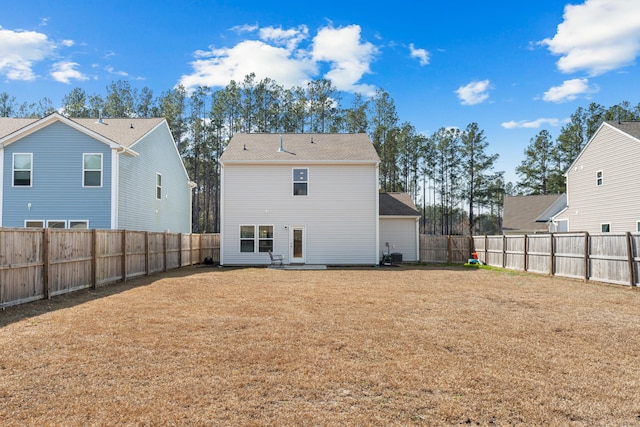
0, 113, 193, 232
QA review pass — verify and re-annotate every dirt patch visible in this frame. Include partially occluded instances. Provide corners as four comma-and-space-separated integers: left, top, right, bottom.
2, 265, 640, 425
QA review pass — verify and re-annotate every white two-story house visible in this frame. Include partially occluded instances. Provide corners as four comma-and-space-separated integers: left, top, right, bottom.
553, 121, 640, 233
219, 133, 381, 266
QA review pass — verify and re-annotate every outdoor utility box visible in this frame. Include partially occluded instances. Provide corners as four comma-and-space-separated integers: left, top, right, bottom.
391, 253, 403, 263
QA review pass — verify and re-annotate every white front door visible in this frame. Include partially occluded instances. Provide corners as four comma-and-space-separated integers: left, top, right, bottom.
290, 226, 305, 263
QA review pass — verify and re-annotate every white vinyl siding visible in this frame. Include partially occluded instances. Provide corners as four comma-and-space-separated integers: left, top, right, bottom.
557, 124, 640, 233
379, 217, 419, 262
222, 163, 378, 265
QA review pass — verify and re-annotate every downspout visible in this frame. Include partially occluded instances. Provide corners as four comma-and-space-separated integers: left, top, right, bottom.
111, 147, 125, 229
375, 162, 380, 265
219, 162, 225, 266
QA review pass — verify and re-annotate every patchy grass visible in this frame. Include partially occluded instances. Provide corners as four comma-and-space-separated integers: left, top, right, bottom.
2, 265, 640, 426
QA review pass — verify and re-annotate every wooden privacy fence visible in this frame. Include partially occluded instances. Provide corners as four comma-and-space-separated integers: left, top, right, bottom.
419, 235, 473, 264
0, 228, 220, 308
473, 232, 640, 287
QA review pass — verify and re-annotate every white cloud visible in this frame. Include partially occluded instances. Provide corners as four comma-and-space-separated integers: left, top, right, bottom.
501, 118, 568, 129
542, 78, 598, 103
409, 43, 430, 66
230, 24, 259, 34
179, 23, 379, 96
0, 27, 56, 81
180, 40, 317, 89
259, 25, 308, 50
50, 61, 88, 83
541, 0, 640, 75
455, 80, 491, 105
311, 24, 378, 95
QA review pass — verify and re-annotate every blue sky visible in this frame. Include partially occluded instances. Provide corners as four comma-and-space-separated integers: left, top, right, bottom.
2, 0, 639, 184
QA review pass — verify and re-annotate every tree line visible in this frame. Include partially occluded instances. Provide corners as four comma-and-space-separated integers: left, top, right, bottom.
2, 79, 637, 235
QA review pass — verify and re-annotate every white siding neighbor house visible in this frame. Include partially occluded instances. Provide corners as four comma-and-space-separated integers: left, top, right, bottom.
379, 192, 420, 262
0, 113, 193, 232
553, 121, 640, 233
502, 194, 566, 234
219, 133, 381, 266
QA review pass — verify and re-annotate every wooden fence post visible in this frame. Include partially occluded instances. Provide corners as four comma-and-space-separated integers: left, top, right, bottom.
163, 231, 168, 272
502, 235, 506, 268
584, 232, 590, 282
179, 233, 183, 267
484, 235, 488, 264
447, 235, 452, 264
549, 233, 555, 276
523, 234, 529, 272
92, 228, 98, 289
145, 232, 150, 276
625, 232, 636, 287
121, 230, 127, 283
43, 228, 50, 299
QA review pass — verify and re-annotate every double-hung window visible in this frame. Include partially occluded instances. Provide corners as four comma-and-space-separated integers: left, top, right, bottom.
258, 226, 274, 252
596, 170, 603, 186
13, 153, 32, 186
83, 154, 102, 187
240, 225, 255, 252
240, 225, 274, 253
293, 168, 308, 196
156, 173, 162, 199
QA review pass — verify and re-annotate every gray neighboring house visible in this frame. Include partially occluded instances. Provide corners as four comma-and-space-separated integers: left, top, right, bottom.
553, 121, 640, 233
502, 194, 566, 234
379, 192, 420, 262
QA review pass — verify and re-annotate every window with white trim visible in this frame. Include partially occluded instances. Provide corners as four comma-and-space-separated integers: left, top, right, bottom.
601, 223, 610, 233
69, 221, 88, 229
47, 220, 66, 229
240, 225, 255, 252
83, 153, 102, 187
13, 153, 32, 186
25, 220, 44, 228
258, 225, 274, 252
156, 173, 162, 199
637, 221, 640, 233
293, 168, 308, 196
596, 170, 603, 186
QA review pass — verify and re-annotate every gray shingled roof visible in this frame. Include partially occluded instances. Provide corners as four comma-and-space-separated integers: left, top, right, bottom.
0, 114, 166, 148
502, 194, 564, 233
379, 192, 420, 216
606, 120, 640, 140
219, 133, 380, 163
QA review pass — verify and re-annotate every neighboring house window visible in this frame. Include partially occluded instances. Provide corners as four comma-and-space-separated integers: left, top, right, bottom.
637, 221, 640, 233
156, 173, 162, 199
258, 225, 274, 252
240, 225, 255, 252
601, 223, 610, 233
69, 221, 88, 229
25, 220, 44, 228
596, 170, 603, 186
13, 153, 32, 186
47, 220, 66, 229
293, 168, 308, 195
83, 154, 102, 187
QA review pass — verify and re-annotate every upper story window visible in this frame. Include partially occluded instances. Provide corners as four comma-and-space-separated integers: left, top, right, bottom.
83, 154, 102, 187
293, 168, 308, 196
156, 173, 162, 199
13, 153, 32, 186
596, 170, 603, 186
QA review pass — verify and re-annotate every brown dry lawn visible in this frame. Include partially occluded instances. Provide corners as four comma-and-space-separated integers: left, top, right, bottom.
2, 265, 640, 426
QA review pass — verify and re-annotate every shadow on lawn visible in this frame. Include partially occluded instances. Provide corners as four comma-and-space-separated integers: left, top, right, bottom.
0, 266, 203, 328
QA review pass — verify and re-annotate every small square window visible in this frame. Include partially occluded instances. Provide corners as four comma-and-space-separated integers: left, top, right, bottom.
601, 223, 610, 233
